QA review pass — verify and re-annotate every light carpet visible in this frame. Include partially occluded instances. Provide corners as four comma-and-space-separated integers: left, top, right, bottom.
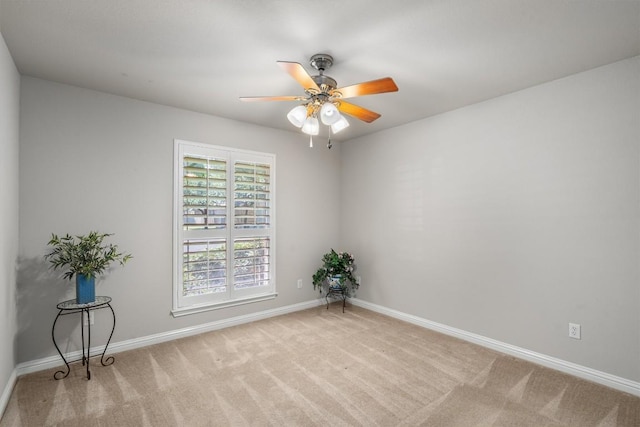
1, 305, 639, 426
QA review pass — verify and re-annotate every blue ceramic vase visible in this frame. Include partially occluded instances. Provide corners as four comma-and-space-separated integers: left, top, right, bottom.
76, 274, 96, 304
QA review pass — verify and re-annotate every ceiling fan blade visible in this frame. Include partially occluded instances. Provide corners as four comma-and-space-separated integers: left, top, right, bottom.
336, 101, 381, 123
239, 95, 305, 102
277, 61, 320, 92
333, 77, 398, 99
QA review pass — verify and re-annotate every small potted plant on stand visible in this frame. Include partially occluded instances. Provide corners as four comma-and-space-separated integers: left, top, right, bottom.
312, 249, 358, 311
45, 231, 132, 304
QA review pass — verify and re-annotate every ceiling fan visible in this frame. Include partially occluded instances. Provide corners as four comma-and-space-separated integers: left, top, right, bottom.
240, 53, 398, 142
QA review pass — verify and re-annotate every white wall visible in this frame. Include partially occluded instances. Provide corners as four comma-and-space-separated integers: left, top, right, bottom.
0, 29, 20, 403
342, 57, 640, 381
17, 77, 341, 363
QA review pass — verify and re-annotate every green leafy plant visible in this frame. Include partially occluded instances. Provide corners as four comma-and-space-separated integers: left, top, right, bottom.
45, 231, 132, 280
312, 249, 358, 295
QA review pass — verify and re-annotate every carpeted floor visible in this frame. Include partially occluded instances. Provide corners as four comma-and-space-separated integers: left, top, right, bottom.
1, 305, 639, 426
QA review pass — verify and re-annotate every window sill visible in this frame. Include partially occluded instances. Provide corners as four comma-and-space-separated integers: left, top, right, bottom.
171, 292, 278, 317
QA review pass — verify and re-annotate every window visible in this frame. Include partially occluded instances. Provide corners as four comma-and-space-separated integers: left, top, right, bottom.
172, 140, 276, 316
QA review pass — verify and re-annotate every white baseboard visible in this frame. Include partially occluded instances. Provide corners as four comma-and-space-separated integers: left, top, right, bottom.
351, 298, 640, 397
0, 369, 17, 420
16, 298, 324, 377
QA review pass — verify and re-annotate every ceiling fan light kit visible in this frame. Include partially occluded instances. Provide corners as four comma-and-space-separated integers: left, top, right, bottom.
240, 53, 398, 148
320, 102, 340, 125
330, 115, 350, 134
286, 105, 307, 128
301, 116, 320, 136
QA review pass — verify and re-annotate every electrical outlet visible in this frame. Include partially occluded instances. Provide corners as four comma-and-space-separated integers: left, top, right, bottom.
297, 279, 303, 289
569, 323, 581, 339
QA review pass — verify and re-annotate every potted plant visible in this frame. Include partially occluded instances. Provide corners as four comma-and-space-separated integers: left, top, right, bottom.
45, 231, 132, 304
312, 249, 359, 296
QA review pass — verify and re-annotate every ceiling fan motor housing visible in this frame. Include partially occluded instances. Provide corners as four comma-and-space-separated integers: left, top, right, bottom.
312, 75, 337, 91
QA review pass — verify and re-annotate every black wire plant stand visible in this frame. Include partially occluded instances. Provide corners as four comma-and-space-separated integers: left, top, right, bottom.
325, 285, 348, 313
51, 296, 116, 380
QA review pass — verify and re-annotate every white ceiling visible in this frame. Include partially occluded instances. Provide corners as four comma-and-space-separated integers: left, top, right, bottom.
1, 0, 638, 141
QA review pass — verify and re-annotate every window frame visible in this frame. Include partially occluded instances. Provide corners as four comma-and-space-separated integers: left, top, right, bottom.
172, 139, 276, 317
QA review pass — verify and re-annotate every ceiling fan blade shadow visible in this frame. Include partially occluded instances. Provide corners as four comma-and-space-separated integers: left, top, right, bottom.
337, 101, 381, 123
239, 95, 305, 102
277, 61, 320, 92
334, 77, 398, 99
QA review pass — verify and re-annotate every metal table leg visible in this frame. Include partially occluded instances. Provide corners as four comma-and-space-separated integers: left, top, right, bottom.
100, 303, 116, 367
84, 308, 91, 380
51, 309, 71, 380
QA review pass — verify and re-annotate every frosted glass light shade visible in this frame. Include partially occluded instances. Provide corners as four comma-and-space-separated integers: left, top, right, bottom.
331, 115, 350, 133
320, 102, 340, 125
301, 116, 319, 135
287, 105, 307, 128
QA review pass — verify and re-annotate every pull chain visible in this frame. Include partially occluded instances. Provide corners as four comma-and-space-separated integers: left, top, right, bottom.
309, 135, 313, 148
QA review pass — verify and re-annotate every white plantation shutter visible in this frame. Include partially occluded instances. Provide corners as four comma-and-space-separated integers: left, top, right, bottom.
174, 140, 276, 315
182, 239, 227, 295
234, 161, 271, 229
183, 156, 227, 230
233, 237, 270, 290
